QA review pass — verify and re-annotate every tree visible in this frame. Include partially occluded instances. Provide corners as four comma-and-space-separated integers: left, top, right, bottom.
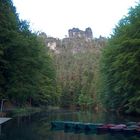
0, 0, 20, 100
99, 3, 140, 114
0, 0, 57, 106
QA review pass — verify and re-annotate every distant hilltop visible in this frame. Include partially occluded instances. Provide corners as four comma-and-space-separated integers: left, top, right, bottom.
68, 27, 93, 40
39, 28, 107, 53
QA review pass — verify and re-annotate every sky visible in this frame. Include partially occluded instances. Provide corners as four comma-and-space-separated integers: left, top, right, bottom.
13, 0, 139, 38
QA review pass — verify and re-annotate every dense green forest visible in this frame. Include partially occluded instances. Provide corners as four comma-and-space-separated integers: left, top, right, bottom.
1, 0, 140, 115
39, 35, 106, 109
53, 38, 106, 109
99, 3, 140, 114
0, 0, 58, 106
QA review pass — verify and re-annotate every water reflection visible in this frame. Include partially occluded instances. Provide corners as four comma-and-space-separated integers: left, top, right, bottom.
0, 110, 140, 140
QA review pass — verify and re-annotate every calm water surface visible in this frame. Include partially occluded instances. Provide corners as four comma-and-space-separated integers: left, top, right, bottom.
1, 110, 140, 140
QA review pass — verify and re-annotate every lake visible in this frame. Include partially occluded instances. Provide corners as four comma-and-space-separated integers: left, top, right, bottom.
1, 110, 140, 140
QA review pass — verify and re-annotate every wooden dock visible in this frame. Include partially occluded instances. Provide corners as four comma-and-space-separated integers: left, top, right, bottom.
0, 118, 11, 125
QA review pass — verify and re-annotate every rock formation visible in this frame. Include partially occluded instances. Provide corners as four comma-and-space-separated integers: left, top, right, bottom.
68, 27, 93, 40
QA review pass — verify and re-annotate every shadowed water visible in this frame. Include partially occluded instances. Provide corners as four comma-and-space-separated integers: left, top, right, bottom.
0, 110, 140, 140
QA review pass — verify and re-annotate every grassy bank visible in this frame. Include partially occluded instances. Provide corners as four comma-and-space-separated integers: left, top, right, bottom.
7, 106, 60, 117
8, 107, 42, 117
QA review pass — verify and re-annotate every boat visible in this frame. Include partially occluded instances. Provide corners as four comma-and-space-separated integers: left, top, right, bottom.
109, 127, 123, 133
123, 127, 136, 133
64, 121, 80, 129
84, 123, 103, 130
136, 128, 140, 135
116, 124, 127, 128
123, 124, 140, 133
109, 124, 127, 132
137, 122, 140, 126
51, 121, 65, 129
127, 125, 139, 129
74, 122, 86, 130
126, 122, 137, 126
97, 124, 116, 132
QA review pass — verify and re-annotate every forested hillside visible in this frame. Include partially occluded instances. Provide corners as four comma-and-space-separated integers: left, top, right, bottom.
0, 0, 58, 106
42, 35, 107, 109
58, 38, 106, 109
99, 3, 140, 114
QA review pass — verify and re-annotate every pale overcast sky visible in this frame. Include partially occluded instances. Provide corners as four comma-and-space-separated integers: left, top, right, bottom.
13, 0, 139, 38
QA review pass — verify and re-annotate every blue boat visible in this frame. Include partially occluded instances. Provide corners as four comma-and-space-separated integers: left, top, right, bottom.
127, 125, 139, 129
64, 121, 79, 129
123, 127, 136, 134
75, 122, 86, 130
51, 121, 65, 129
126, 122, 137, 126
85, 123, 103, 130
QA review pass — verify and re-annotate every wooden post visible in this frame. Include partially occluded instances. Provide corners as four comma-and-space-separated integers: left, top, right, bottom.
0, 99, 7, 113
